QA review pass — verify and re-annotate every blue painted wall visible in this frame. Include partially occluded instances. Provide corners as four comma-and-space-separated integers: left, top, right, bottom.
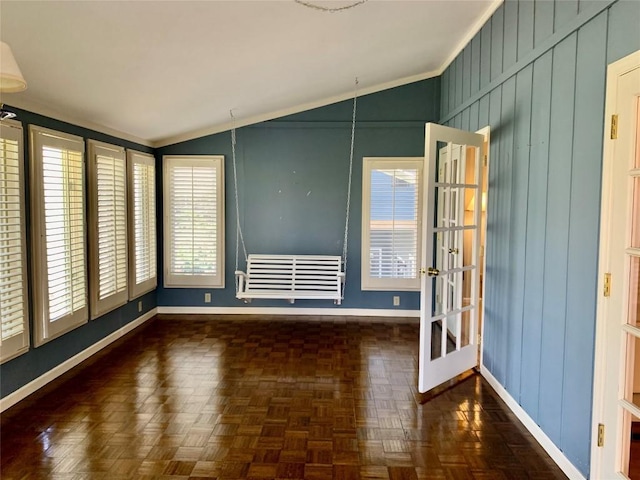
439, 0, 640, 476
156, 78, 440, 310
0, 107, 157, 399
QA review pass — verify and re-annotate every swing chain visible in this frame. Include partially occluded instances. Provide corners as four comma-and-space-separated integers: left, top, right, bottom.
341, 78, 358, 296
231, 111, 248, 273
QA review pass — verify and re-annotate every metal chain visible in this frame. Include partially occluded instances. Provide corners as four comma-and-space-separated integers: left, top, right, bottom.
294, 0, 368, 13
341, 78, 358, 296
230, 111, 248, 272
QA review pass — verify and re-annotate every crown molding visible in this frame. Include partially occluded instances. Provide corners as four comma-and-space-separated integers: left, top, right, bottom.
153, 69, 440, 148
3, 96, 153, 147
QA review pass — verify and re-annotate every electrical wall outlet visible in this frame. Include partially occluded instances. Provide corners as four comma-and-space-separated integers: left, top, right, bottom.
204, 292, 211, 303
138, 300, 143, 312
393, 296, 400, 306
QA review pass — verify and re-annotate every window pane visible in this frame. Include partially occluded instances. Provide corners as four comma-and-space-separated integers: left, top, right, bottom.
128, 151, 157, 298
635, 97, 640, 169
630, 256, 640, 327
632, 177, 640, 249
0, 138, 25, 338
133, 161, 156, 284
368, 168, 419, 279
31, 126, 87, 344
0, 124, 29, 362
170, 165, 218, 275
164, 156, 224, 288
97, 154, 127, 299
42, 147, 86, 321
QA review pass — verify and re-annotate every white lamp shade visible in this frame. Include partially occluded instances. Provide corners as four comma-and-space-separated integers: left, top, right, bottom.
0, 42, 27, 93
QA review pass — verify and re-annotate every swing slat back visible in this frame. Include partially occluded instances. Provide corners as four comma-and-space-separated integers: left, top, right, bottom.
235, 254, 344, 304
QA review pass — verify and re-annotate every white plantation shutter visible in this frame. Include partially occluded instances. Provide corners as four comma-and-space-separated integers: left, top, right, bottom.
0, 121, 29, 363
163, 155, 224, 288
361, 157, 423, 291
88, 141, 128, 318
30, 126, 87, 345
127, 150, 156, 299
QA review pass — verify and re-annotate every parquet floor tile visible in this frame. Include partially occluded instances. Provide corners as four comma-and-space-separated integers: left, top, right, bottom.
1, 316, 568, 479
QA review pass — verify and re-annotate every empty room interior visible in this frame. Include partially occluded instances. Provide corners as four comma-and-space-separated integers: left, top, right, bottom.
1, 1, 639, 479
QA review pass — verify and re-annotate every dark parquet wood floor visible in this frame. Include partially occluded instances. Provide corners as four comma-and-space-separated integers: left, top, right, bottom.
1, 316, 568, 479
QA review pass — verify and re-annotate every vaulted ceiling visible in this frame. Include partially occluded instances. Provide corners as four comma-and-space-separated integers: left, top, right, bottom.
0, 0, 500, 147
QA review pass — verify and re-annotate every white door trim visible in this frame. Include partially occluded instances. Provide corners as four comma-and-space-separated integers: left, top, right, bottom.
476, 126, 490, 369
591, 49, 640, 479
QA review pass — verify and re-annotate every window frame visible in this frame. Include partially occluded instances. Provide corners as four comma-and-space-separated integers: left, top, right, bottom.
0, 119, 30, 363
163, 155, 225, 289
87, 140, 128, 319
30, 125, 88, 346
361, 156, 423, 291
127, 150, 157, 299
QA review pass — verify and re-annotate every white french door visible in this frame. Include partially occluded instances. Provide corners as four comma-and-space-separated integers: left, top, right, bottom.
418, 123, 484, 393
592, 51, 640, 479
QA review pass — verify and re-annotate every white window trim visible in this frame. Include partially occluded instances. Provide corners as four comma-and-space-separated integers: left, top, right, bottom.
361, 157, 423, 291
163, 155, 225, 288
127, 150, 157, 299
30, 125, 88, 346
87, 140, 128, 319
0, 119, 30, 363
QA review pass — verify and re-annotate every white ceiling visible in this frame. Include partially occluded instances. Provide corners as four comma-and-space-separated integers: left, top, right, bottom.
0, 0, 499, 147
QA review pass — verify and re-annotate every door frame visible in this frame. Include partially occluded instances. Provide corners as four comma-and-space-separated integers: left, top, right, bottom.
590, 49, 640, 478
476, 126, 490, 370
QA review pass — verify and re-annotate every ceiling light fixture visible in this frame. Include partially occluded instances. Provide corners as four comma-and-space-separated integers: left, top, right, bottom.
0, 41, 27, 93
0, 41, 27, 121
0, 110, 17, 121
294, 0, 368, 13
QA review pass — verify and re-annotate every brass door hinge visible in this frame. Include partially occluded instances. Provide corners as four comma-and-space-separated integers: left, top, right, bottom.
597, 423, 605, 447
611, 114, 618, 139
604, 273, 611, 297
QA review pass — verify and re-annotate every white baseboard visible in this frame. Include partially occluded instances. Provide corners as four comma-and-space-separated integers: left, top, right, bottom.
480, 366, 587, 480
0, 308, 157, 413
156, 306, 420, 319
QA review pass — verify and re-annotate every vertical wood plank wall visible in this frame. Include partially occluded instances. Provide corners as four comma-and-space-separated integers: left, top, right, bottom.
438, 0, 640, 475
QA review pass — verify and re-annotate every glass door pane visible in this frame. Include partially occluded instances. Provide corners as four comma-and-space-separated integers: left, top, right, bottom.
622, 97, 640, 478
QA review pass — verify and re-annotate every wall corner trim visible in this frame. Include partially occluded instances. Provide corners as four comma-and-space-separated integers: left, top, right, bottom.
0, 308, 157, 413
481, 366, 587, 480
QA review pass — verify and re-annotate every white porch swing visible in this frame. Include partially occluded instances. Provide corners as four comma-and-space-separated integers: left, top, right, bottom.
232, 81, 359, 305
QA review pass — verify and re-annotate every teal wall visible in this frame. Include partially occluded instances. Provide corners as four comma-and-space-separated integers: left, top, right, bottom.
439, 0, 640, 476
0, 107, 157, 399
156, 79, 440, 310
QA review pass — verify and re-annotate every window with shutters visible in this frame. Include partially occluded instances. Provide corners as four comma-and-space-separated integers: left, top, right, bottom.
127, 150, 156, 299
361, 157, 423, 291
88, 140, 128, 318
30, 126, 87, 345
163, 155, 224, 288
0, 120, 29, 363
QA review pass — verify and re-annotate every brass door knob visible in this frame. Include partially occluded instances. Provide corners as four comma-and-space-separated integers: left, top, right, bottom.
427, 267, 440, 277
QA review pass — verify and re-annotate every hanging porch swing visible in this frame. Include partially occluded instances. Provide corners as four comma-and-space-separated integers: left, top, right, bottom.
231, 80, 359, 304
